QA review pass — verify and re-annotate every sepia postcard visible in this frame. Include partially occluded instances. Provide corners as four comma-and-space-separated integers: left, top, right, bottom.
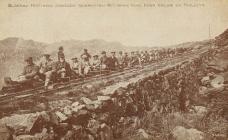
0, 0, 228, 140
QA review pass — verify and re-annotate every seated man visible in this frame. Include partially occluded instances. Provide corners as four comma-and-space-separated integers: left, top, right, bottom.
117, 51, 124, 69
71, 57, 80, 76
144, 51, 150, 63
129, 52, 139, 66
79, 55, 91, 76
109, 51, 119, 71
100, 51, 110, 70
54, 56, 72, 80
17, 57, 40, 87
39, 54, 54, 88
91, 55, 101, 71
123, 52, 130, 67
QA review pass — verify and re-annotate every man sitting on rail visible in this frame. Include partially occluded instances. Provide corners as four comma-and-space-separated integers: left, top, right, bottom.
129, 52, 139, 67
117, 51, 125, 69
100, 51, 110, 70
123, 52, 130, 67
79, 55, 91, 76
144, 51, 150, 63
17, 57, 40, 87
39, 54, 55, 88
71, 57, 80, 77
54, 56, 72, 80
91, 55, 101, 71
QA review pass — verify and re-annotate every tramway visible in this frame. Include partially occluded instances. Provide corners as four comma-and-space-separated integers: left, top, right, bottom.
0, 48, 208, 105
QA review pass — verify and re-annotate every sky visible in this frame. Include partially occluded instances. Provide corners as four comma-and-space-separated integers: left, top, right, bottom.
0, 0, 228, 47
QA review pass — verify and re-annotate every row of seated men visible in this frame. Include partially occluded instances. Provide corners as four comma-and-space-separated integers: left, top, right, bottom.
3, 48, 181, 90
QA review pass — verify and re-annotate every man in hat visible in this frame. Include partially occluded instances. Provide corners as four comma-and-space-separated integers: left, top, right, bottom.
144, 51, 150, 63
39, 54, 53, 74
100, 51, 109, 70
18, 57, 40, 85
54, 56, 72, 79
58, 46, 65, 61
80, 49, 91, 62
91, 55, 101, 71
117, 51, 124, 69
123, 52, 130, 67
129, 51, 139, 67
39, 54, 55, 88
109, 51, 119, 70
79, 54, 91, 76
71, 57, 80, 76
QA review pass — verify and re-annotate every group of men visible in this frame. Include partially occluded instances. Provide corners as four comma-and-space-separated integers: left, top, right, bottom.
3, 46, 181, 89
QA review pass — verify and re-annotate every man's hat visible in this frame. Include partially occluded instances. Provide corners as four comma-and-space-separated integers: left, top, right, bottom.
101, 51, 106, 54
71, 57, 78, 60
43, 54, 50, 58
84, 49, 88, 51
59, 55, 65, 59
59, 46, 63, 50
25, 57, 33, 62
93, 55, 98, 57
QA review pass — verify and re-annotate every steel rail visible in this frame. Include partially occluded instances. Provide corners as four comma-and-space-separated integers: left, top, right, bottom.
0, 49, 208, 105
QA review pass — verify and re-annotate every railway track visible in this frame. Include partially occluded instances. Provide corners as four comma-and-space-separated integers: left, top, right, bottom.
0, 48, 208, 105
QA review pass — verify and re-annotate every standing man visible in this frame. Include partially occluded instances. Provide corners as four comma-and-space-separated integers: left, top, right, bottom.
58, 46, 65, 61
100, 51, 110, 70
109, 51, 119, 71
81, 49, 91, 62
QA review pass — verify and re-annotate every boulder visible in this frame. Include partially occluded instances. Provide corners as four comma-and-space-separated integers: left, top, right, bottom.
0, 123, 12, 140
172, 126, 204, 140
210, 75, 224, 88
15, 135, 37, 140
0, 111, 48, 134
55, 111, 68, 122
97, 96, 111, 101
81, 97, 93, 104
48, 100, 72, 110
193, 106, 207, 116
137, 128, 150, 139
71, 102, 85, 112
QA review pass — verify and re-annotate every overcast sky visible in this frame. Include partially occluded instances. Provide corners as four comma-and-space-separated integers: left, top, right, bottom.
0, 0, 227, 47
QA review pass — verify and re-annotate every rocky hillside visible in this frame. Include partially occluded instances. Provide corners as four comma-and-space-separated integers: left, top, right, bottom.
215, 28, 228, 47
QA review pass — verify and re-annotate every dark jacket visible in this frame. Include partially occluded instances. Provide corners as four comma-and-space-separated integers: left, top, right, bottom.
108, 56, 119, 70
54, 61, 72, 77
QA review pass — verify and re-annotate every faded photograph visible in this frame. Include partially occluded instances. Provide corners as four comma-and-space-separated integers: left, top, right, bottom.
0, 0, 228, 140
